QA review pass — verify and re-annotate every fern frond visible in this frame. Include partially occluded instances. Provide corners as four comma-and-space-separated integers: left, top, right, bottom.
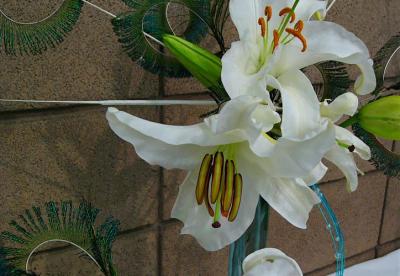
0, 0, 83, 55
0, 201, 119, 276
112, 0, 210, 77
373, 33, 400, 95
353, 123, 400, 178
314, 61, 351, 100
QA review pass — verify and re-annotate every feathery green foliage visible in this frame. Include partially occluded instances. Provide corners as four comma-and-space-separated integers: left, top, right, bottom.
315, 61, 351, 100
0, 0, 83, 55
353, 123, 400, 178
373, 32, 400, 95
0, 201, 119, 276
112, 0, 210, 77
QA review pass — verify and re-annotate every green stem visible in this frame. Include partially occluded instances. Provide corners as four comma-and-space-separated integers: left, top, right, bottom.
339, 115, 359, 128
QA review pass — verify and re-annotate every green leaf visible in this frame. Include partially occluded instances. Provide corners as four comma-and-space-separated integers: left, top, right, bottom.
358, 95, 400, 140
163, 34, 229, 103
112, 0, 210, 77
373, 33, 400, 95
0, 201, 119, 276
0, 0, 83, 55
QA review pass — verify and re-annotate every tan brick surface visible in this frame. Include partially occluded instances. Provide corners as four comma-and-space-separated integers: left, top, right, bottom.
268, 171, 387, 273
377, 238, 400, 257
380, 177, 400, 243
0, 107, 160, 232
161, 222, 229, 276
0, 0, 159, 112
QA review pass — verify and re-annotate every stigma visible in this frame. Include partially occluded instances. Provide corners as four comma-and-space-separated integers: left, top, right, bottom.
195, 150, 243, 228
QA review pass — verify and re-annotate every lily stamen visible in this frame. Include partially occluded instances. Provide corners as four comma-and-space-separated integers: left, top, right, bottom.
195, 149, 243, 228
265, 6, 272, 21
285, 25, 307, 52
273, 30, 280, 52
258, 17, 267, 37
279, 7, 296, 23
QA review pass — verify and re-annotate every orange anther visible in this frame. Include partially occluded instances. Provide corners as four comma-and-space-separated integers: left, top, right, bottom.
279, 7, 296, 23
285, 28, 307, 52
273, 29, 280, 52
258, 17, 266, 37
265, 6, 272, 21
295, 20, 304, 32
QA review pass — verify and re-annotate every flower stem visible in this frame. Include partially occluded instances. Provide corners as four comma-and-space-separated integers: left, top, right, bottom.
339, 115, 359, 128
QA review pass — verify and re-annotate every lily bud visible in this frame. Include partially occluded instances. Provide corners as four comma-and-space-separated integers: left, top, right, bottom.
358, 96, 400, 140
163, 35, 228, 100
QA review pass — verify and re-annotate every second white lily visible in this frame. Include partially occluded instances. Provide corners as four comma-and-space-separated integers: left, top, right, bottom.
106, 95, 335, 251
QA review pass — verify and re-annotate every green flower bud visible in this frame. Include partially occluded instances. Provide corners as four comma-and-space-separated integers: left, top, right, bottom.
358, 95, 400, 140
163, 34, 229, 101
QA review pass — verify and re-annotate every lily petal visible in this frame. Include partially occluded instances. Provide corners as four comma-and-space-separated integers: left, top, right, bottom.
325, 144, 359, 191
238, 146, 320, 228
321, 92, 359, 122
222, 41, 281, 99
106, 107, 241, 170
303, 162, 328, 186
243, 248, 303, 276
275, 21, 376, 95
171, 171, 260, 251
335, 126, 371, 160
269, 70, 323, 141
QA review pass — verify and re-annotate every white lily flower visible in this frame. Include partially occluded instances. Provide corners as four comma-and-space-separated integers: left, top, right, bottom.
243, 248, 303, 276
106, 95, 335, 251
321, 92, 371, 191
222, 0, 376, 141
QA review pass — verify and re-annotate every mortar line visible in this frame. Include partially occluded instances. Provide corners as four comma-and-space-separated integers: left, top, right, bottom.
376, 141, 397, 254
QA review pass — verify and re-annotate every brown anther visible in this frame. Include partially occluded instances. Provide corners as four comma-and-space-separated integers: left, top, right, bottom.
279, 7, 296, 23
228, 174, 243, 222
294, 20, 304, 32
273, 30, 280, 52
204, 175, 215, 217
222, 160, 235, 214
285, 28, 307, 52
348, 145, 356, 152
195, 154, 212, 204
211, 152, 224, 204
265, 6, 272, 21
212, 221, 221, 228
258, 17, 266, 37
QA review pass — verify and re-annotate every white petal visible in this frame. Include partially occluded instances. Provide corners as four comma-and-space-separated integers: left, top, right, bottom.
335, 126, 371, 160
325, 145, 359, 192
243, 248, 303, 276
221, 41, 280, 99
275, 21, 376, 95
302, 162, 328, 186
294, 0, 327, 22
171, 170, 260, 251
270, 70, 323, 141
321, 92, 359, 122
229, 0, 259, 43
248, 120, 335, 177
107, 108, 217, 170
238, 147, 320, 228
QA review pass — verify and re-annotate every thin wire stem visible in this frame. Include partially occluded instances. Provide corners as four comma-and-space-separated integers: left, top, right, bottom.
25, 239, 101, 273
327, 0, 337, 12
0, 99, 217, 106
82, 0, 116, 18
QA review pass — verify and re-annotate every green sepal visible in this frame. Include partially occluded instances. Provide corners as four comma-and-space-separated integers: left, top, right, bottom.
358, 95, 400, 140
163, 34, 229, 103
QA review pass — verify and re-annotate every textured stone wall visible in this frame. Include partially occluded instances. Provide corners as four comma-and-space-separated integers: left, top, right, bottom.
0, 0, 399, 275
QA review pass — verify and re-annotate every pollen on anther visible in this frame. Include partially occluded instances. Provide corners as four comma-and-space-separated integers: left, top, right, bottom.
258, 17, 266, 37
295, 20, 304, 32
265, 6, 272, 21
285, 28, 307, 52
273, 30, 280, 52
279, 7, 296, 23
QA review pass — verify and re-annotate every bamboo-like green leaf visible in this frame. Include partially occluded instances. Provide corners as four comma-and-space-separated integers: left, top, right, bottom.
0, 0, 83, 55
112, 0, 210, 77
357, 95, 400, 140
0, 201, 119, 276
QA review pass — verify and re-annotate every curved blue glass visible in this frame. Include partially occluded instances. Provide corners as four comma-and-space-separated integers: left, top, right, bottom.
311, 184, 345, 276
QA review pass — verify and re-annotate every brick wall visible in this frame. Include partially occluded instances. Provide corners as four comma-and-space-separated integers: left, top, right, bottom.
0, 0, 399, 275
